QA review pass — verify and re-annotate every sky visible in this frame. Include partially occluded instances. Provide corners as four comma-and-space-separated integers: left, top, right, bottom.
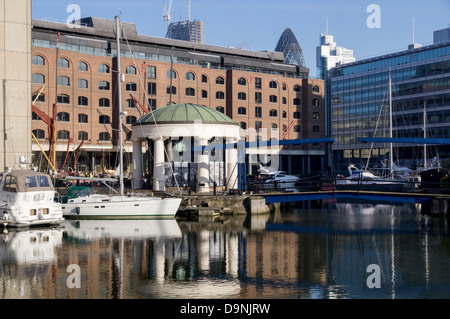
31, 0, 450, 77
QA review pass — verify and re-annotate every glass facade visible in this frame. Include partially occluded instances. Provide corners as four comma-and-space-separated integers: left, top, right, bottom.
275, 28, 306, 67
328, 42, 450, 171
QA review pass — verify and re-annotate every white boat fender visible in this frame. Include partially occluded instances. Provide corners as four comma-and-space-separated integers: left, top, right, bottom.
2, 212, 8, 220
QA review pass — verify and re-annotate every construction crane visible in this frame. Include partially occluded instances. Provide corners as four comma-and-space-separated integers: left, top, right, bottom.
162, 0, 173, 26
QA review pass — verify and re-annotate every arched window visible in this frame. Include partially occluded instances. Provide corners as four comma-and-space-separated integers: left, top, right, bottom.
126, 65, 137, 75
293, 84, 301, 92
126, 116, 137, 124
57, 94, 70, 104
78, 79, 88, 89
99, 98, 110, 107
99, 64, 110, 73
238, 92, 246, 100
32, 73, 45, 84
32, 93, 45, 103
57, 130, 70, 140
269, 81, 278, 89
78, 96, 88, 106
99, 115, 110, 124
57, 112, 70, 122
282, 83, 287, 91
32, 129, 45, 139
282, 111, 287, 118
166, 86, 177, 95
166, 70, 176, 79
78, 131, 88, 141
78, 61, 88, 72
186, 72, 195, 81
269, 95, 277, 103
313, 99, 320, 106
312, 112, 320, 120
216, 91, 225, 100
57, 76, 70, 86
57, 58, 70, 68
201, 74, 208, 83
32, 55, 45, 66
293, 111, 301, 119
293, 125, 300, 132
293, 98, 301, 105
126, 82, 137, 91
238, 107, 247, 115
32, 112, 41, 121
78, 113, 88, 123
239, 122, 247, 129
126, 99, 136, 108
216, 76, 224, 85
312, 85, 320, 93
99, 132, 110, 141
186, 87, 195, 96
99, 81, 110, 90
269, 109, 277, 117
238, 77, 247, 86
216, 106, 224, 113
201, 90, 208, 98
271, 123, 278, 129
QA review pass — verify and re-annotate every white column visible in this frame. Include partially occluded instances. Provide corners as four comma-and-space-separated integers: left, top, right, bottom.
132, 139, 143, 189
197, 137, 210, 193
226, 137, 238, 190
153, 137, 165, 191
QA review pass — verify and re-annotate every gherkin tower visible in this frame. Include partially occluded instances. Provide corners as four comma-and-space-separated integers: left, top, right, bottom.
275, 28, 306, 67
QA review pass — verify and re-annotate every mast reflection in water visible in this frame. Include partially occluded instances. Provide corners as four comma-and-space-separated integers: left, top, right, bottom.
0, 201, 449, 299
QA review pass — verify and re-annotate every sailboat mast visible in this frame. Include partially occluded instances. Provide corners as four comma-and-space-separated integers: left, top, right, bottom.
116, 16, 124, 196
424, 101, 427, 169
389, 70, 393, 179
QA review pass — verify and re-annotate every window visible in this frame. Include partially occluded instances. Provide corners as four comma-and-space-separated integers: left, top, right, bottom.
238, 107, 247, 115
282, 111, 287, 118
293, 98, 301, 105
313, 99, 320, 106
78, 79, 88, 89
99, 115, 110, 124
148, 98, 157, 110
78, 131, 88, 141
166, 86, 176, 95
57, 112, 70, 122
271, 123, 278, 129
293, 125, 300, 132
216, 76, 224, 85
32, 93, 45, 103
99, 81, 110, 90
293, 84, 301, 92
312, 85, 320, 93
32, 55, 45, 66
57, 94, 70, 104
126, 116, 137, 124
282, 83, 287, 91
283, 124, 287, 132
238, 77, 247, 86
313, 125, 320, 133
57, 130, 70, 140
269, 81, 278, 89
255, 92, 262, 104
167, 70, 176, 79
201, 90, 208, 98
126, 82, 137, 91
58, 76, 70, 86
216, 106, 224, 113
148, 82, 157, 95
99, 98, 110, 107
4, 175, 17, 192
57, 58, 70, 68
201, 74, 208, 83
282, 97, 287, 104
186, 72, 195, 81
32, 73, 45, 84
126, 99, 135, 108
269, 109, 277, 117
186, 87, 195, 96
293, 112, 300, 119
147, 66, 156, 79
78, 96, 88, 106
312, 112, 320, 120
239, 122, 247, 129
78, 61, 88, 72
32, 112, 41, 121
255, 121, 262, 131
255, 77, 262, 89
269, 95, 278, 103
99, 64, 110, 73
99, 132, 110, 141
255, 107, 262, 118
126, 65, 137, 75
216, 91, 225, 100
78, 113, 88, 123
33, 129, 45, 139
238, 92, 246, 100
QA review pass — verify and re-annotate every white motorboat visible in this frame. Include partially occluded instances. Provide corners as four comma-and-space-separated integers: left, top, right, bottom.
258, 166, 300, 191
0, 168, 64, 227
336, 164, 404, 191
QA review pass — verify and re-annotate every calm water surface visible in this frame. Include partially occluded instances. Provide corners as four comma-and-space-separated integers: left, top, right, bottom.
1, 200, 449, 299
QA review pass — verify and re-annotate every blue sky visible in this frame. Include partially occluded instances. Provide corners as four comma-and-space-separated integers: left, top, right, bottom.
32, 0, 450, 77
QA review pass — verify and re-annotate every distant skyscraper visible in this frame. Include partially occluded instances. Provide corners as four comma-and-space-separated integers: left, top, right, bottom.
316, 33, 355, 79
434, 26, 450, 44
166, 19, 203, 43
275, 28, 306, 67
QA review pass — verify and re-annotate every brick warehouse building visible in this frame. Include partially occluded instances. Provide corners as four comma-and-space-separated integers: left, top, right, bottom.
31, 17, 326, 178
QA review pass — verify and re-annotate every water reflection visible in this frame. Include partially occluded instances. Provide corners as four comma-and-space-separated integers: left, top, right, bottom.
0, 202, 449, 299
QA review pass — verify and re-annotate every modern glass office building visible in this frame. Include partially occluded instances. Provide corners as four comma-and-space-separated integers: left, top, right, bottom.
328, 40, 450, 172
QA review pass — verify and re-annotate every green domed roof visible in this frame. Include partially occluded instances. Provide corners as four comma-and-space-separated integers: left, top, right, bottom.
133, 103, 237, 125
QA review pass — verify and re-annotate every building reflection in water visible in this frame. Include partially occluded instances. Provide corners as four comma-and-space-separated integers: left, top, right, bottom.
0, 202, 449, 299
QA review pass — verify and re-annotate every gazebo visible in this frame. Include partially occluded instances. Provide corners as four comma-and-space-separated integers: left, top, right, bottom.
131, 103, 241, 193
